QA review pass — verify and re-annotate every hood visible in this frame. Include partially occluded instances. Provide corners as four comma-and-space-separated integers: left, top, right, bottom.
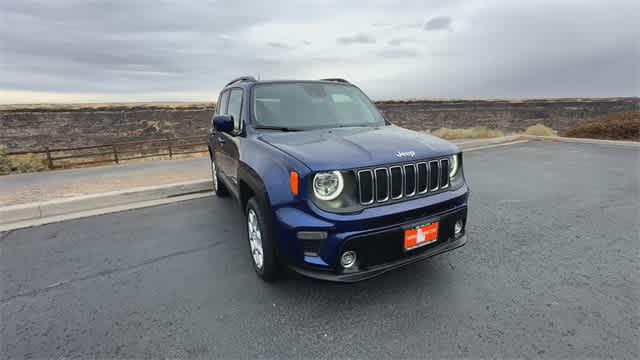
258, 125, 459, 171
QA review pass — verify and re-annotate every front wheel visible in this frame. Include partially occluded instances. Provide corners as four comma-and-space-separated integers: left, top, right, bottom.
245, 197, 278, 281
210, 157, 229, 197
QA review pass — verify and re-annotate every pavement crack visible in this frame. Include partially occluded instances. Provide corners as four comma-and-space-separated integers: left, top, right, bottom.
0, 240, 225, 303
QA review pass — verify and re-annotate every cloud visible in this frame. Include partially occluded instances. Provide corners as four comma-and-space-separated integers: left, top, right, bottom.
424, 16, 451, 31
388, 37, 419, 46
0, 0, 638, 103
268, 42, 291, 49
336, 33, 376, 45
377, 48, 419, 58
396, 22, 424, 29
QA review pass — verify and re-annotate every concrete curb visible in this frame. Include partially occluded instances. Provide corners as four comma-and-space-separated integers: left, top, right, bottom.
0, 192, 213, 232
0, 179, 211, 227
456, 135, 525, 151
521, 135, 640, 148
0, 136, 525, 229
1, 134, 635, 231
455, 134, 639, 149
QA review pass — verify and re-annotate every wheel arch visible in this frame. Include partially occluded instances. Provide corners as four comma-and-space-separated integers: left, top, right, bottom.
237, 162, 270, 213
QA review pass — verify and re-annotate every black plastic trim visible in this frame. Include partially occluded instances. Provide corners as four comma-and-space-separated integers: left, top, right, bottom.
288, 234, 467, 282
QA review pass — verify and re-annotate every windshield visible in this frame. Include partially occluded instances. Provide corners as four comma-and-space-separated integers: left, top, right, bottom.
252, 82, 386, 130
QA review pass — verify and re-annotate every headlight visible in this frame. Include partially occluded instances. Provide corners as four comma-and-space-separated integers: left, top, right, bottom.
313, 171, 344, 201
449, 154, 459, 178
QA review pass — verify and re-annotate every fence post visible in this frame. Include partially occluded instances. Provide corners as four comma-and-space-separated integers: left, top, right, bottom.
112, 144, 119, 164
168, 139, 173, 159
45, 147, 53, 169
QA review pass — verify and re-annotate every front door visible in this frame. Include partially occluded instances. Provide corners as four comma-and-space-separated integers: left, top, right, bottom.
212, 90, 231, 183
223, 88, 244, 185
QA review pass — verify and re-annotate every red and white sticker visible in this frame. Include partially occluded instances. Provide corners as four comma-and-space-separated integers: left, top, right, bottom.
404, 222, 439, 250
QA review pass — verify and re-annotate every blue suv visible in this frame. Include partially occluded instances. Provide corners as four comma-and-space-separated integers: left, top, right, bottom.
209, 77, 469, 282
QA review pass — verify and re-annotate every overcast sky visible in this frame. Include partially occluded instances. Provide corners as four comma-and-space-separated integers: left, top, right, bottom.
0, 0, 638, 104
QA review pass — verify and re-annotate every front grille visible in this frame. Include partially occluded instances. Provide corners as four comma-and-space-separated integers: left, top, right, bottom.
357, 158, 450, 205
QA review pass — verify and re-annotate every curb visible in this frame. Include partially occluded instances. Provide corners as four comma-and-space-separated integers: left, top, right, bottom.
520, 135, 640, 148
0, 192, 213, 232
455, 134, 639, 149
0, 179, 212, 228
1, 134, 635, 230
0, 137, 524, 230
456, 135, 525, 151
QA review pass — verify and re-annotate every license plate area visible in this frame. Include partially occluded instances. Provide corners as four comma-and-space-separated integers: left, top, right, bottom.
403, 221, 439, 251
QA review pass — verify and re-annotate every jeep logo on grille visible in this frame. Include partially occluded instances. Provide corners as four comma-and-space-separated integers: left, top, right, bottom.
395, 151, 416, 158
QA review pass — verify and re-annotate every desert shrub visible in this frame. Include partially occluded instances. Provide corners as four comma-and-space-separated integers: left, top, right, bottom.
525, 124, 556, 136
432, 127, 505, 140
0, 145, 12, 175
0, 145, 48, 175
565, 111, 640, 141
11, 154, 48, 173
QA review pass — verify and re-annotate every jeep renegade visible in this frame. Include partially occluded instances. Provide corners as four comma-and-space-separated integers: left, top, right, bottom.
209, 77, 469, 282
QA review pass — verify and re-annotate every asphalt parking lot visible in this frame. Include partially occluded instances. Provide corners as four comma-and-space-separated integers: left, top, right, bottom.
1, 141, 638, 359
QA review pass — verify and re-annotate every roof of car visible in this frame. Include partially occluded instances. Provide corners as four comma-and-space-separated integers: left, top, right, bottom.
222, 77, 354, 90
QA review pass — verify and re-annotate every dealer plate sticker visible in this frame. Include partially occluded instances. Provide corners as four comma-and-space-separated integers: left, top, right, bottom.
404, 221, 439, 251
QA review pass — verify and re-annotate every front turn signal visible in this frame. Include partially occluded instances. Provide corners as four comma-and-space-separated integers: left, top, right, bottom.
289, 170, 299, 195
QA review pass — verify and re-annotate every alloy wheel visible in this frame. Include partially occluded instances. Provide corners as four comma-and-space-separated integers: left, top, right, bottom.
247, 209, 264, 269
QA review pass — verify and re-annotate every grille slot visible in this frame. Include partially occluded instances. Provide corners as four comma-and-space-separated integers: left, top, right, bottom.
440, 159, 450, 189
404, 164, 416, 196
374, 168, 389, 202
390, 166, 403, 199
429, 161, 439, 191
357, 170, 374, 204
357, 157, 451, 205
417, 162, 428, 193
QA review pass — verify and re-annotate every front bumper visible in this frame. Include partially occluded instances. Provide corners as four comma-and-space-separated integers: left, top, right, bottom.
273, 185, 469, 282
290, 234, 467, 282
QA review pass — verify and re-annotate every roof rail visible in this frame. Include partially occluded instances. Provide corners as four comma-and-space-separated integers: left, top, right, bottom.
320, 78, 351, 84
225, 76, 257, 87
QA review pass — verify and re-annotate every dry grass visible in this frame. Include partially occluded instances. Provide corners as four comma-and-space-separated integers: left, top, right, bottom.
431, 127, 506, 140
0, 145, 48, 175
565, 111, 640, 141
525, 124, 557, 136
0, 145, 11, 175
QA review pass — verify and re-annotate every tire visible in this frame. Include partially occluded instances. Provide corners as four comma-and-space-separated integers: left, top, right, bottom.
210, 156, 229, 197
245, 197, 278, 281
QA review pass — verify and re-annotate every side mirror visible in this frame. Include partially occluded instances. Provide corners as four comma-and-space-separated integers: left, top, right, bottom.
213, 114, 234, 133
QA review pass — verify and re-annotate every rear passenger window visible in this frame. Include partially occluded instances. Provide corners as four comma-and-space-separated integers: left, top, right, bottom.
227, 89, 243, 132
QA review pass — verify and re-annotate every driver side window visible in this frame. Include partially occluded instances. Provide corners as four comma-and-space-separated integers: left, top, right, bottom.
217, 91, 230, 116
227, 89, 243, 133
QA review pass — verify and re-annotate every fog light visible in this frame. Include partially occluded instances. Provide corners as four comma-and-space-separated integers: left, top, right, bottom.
340, 251, 357, 268
454, 220, 464, 235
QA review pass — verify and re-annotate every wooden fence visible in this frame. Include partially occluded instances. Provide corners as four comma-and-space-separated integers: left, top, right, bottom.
6, 136, 208, 169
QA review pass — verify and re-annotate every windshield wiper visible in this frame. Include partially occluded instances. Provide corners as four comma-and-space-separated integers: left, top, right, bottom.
255, 126, 304, 132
